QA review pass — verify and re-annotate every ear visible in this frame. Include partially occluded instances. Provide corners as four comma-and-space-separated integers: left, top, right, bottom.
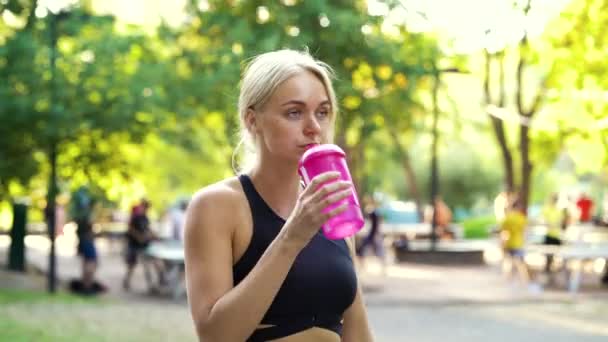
244, 107, 258, 135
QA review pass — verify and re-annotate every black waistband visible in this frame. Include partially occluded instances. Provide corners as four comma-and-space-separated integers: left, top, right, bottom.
247, 314, 343, 341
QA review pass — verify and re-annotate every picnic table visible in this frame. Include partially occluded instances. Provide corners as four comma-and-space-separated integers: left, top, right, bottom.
525, 242, 608, 293
144, 240, 186, 299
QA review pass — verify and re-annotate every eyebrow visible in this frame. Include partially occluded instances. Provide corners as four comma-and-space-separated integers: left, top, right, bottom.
281, 100, 331, 107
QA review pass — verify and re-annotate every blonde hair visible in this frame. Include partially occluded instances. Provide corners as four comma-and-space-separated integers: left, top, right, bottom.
232, 49, 338, 173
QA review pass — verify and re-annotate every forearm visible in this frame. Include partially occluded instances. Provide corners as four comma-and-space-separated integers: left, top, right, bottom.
197, 232, 303, 341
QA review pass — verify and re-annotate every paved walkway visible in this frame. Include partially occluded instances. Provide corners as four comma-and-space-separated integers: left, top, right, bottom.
3, 235, 608, 341
2, 234, 607, 304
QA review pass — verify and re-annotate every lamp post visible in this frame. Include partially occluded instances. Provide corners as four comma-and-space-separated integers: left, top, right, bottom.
45, 5, 91, 293
429, 66, 440, 251
429, 66, 465, 251
46, 6, 70, 294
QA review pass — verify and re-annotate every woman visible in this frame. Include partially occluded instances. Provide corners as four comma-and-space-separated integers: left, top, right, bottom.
184, 49, 374, 341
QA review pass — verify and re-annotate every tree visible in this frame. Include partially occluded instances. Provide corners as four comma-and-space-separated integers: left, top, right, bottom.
483, 50, 515, 193
0, 2, 220, 198
481, 0, 557, 211
0, 1, 195, 291
542, 0, 608, 171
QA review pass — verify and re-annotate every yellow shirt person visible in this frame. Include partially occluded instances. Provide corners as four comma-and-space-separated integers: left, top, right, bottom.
501, 210, 527, 251
542, 204, 563, 241
500, 205, 531, 286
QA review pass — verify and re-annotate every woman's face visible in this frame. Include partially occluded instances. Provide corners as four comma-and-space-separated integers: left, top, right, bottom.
251, 70, 333, 162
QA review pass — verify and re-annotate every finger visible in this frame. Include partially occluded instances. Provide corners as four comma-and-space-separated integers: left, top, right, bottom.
305, 171, 341, 193
323, 202, 349, 221
310, 181, 351, 203
316, 188, 352, 209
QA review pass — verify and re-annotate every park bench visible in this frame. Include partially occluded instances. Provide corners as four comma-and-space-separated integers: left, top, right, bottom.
525, 242, 608, 293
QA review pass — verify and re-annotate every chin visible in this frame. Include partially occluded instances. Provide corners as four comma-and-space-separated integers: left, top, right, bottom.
288, 150, 304, 163
292, 151, 304, 161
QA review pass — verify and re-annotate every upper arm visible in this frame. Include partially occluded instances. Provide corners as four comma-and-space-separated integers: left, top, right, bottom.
342, 237, 374, 341
184, 186, 237, 333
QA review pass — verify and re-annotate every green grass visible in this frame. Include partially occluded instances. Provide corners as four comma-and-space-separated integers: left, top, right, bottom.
461, 215, 497, 239
0, 288, 100, 305
0, 289, 108, 342
0, 288, 196, 341
0, 317, 107, 342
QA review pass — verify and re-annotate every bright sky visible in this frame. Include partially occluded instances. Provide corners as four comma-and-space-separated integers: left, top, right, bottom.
90, 0, 189, 27
371, 0, 572, 53
35, 0, 572, 53
35, 0, 189, 27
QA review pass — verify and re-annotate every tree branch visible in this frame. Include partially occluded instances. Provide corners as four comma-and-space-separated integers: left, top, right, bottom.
24, 0, 39, 31
527, 72, 550, 116
516, 36, 526, 115
483, 49, 491, 104
498, 51, 506, 108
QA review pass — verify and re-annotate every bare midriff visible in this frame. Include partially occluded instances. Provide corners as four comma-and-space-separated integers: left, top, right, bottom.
255, 325, 340, 342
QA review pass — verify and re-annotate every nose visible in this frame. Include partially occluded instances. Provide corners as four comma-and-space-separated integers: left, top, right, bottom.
303, 113, 321, 137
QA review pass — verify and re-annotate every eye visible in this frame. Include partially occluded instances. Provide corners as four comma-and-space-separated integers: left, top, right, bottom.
286, 109, 301, 119
316, 108, 330, 119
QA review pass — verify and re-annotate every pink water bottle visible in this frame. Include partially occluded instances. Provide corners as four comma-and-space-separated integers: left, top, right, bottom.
298, 144, 365, 240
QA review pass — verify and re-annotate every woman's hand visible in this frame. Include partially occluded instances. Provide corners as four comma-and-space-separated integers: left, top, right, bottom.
281, 171, 352, 246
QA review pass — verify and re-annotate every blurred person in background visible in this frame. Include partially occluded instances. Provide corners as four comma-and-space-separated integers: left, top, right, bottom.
435, 196, 454, 240
69, 186, 105, 295
575, 192, 594, 224
123, 198, 159, 291
170, 200, 189, 243
541, 193, 564, 283
500, 198, 530, 287
356, 195, 386, 276
423, 196, 454, 239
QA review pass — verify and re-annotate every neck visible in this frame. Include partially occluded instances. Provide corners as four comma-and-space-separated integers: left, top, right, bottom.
248, 158, 301, 218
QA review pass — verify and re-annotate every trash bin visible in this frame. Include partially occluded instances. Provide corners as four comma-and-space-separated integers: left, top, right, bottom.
8, 202, 27, 272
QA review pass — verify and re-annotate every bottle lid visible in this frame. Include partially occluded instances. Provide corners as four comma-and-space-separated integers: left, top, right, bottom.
299, 144, 345, 166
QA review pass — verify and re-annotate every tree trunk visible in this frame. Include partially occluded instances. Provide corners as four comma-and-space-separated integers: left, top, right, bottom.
515, 17, 545, 213
388, 129, 424, 221
402, 155, 424, 221
354, 142, 366, 196
484, 50, 515, 193
490, 116, 515, 193
349, 143, 365, 202
430, 70, 440, 249
519, 124, 533, 213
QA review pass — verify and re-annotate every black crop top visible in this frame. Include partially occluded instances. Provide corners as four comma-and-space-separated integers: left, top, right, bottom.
234, 174, 358, 341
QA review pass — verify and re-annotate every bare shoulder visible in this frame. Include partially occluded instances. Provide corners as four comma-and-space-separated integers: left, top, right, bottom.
185, 177, 246, 238
189, 177, 243, 213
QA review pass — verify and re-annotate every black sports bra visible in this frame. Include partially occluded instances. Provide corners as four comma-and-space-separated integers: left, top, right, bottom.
233, 174, 358, 341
